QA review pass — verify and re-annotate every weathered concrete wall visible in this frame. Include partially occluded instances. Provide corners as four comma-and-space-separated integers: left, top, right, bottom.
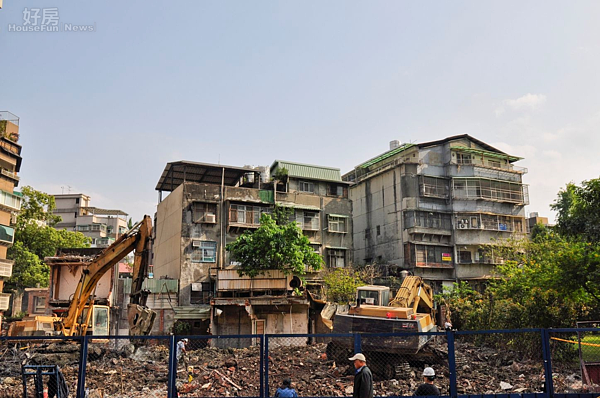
154, 184, 183, 281
180, 183, 222, 306
455, 263, 496, 279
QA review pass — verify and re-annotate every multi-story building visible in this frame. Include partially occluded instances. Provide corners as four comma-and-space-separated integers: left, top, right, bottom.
343, 135, 528, 292
0, 111, 24, 321
52, 193, 128, 247
153, 160, 352, 341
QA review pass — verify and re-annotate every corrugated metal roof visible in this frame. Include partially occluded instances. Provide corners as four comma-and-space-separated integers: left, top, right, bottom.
173, 305, 211, 320
450, 146, 522, 161
358, 143, 415, 169
270, 160, 342, 182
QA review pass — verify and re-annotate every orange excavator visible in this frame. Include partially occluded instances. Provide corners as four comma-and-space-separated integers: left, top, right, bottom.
9, 216, 156, 337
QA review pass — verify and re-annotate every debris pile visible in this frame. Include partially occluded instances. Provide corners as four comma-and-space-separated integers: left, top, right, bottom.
0, 338, 589, 397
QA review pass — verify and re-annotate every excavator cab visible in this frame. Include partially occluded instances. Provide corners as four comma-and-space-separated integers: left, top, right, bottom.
79, 305, 110, 336
357, 285, 390, 306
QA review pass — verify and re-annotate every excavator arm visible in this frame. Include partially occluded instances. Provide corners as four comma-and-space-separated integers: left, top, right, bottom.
58, 216, 156, 336
389, 276, 435, 314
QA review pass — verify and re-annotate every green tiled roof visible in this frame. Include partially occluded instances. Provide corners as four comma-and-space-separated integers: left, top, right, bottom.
451, 146, 522, 162
358, 143, 415, 169
271, 160, 342, 182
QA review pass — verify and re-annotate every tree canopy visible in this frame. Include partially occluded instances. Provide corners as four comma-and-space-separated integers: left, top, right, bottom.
322, 267, 365, 304
442, 178, 600, 330
5, 187, 90, 292
226, 212, 323, 278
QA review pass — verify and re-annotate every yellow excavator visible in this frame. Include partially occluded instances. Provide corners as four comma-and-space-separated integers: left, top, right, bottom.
326, 276, 438, 378
9, 216, 156, 337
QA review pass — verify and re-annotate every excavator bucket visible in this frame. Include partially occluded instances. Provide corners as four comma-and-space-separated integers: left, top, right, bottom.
127, 304, 157, 336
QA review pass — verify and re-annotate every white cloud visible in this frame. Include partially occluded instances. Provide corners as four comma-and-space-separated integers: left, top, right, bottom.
494, 93, 547, 117
505, 93, 547, 110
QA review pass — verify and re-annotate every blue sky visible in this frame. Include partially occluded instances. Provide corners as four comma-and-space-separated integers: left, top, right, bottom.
1, 1, 600, 222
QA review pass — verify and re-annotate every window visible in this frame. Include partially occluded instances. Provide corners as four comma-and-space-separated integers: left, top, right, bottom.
33, 296, 46, 313
193, 202, 217, 223
328, 215, 347, 233
309, 244, 321, 254
420, 176, 449, 198
192, 241, 217, 263
77, 225, 90, 232
365, 228, 371, 240
328, 249, 346, 268
75, 198, 80, 204
328, 184, 345, 197
488, 160, 501, 168
413, 245, 453, 267
296, 210, 319, 230
456, 153, 472, 165
376, 225, 381, 236
459, 251, 472, 264
230, 204, 269, 226
299, 181, 315, 193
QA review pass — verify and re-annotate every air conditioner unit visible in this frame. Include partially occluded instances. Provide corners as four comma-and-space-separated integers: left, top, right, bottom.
458, 223, 468, 229
204, 214, 216, 223
192, 240, 202, 248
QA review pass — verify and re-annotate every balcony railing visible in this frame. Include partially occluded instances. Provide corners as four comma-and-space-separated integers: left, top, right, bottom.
1, 169, 19, 182
0, 293, 10, 311
0, 225, 14, 246
452, 178, 529, 205
216, 269, 291, 292
0, 258, 13, 278
0, 190, 21, 212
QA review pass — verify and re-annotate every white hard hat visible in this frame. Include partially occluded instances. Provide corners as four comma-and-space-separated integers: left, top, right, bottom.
348, 353, 366, 362
423, 367, 435, 377
182, 338, 189, 342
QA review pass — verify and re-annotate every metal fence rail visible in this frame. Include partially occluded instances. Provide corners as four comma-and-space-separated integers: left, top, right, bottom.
1, 329, 599, 398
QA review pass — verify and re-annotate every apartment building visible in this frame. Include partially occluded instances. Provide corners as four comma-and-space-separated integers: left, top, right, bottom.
0, 111, 24, 322
52, 193, 128, 247
153, 160, 352, 341
343, 135, 528, 292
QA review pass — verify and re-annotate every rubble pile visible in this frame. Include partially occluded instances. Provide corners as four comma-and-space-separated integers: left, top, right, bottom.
0, 338, 589, 397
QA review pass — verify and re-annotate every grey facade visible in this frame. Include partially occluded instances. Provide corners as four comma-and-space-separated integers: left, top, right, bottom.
343, 135, 528, 292
153, 160, 352, 339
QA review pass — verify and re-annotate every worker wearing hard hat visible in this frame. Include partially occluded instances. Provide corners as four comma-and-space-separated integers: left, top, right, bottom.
415, 367, 441, 396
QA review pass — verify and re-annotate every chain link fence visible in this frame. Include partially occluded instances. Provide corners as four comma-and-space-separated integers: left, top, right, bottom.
2, 330, 600, 398
84, 337, 170, 398
0, 337, 81, 398
454, 330, 544, 395
177, 335, 262, 397
549, 328, 600, 394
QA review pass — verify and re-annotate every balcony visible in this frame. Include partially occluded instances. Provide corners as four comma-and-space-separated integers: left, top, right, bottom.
0, 293, 10, 311
0, 190, 21, 212
0, 225, 14, 246
216, 269, 292, 292
0, 258, 13, 278
455, 214, 526, 233
452, 178, 529, 205
419, 176, 450, 199
1, 168, 19, 183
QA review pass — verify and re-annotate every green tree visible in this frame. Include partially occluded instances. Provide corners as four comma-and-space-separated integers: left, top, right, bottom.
226, 213, 323, 278
4, 187, 90, 293
127, 218, 134, 230
552, 178, 600, 242
17, 186, 61, 227
322, 267, 365, 304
